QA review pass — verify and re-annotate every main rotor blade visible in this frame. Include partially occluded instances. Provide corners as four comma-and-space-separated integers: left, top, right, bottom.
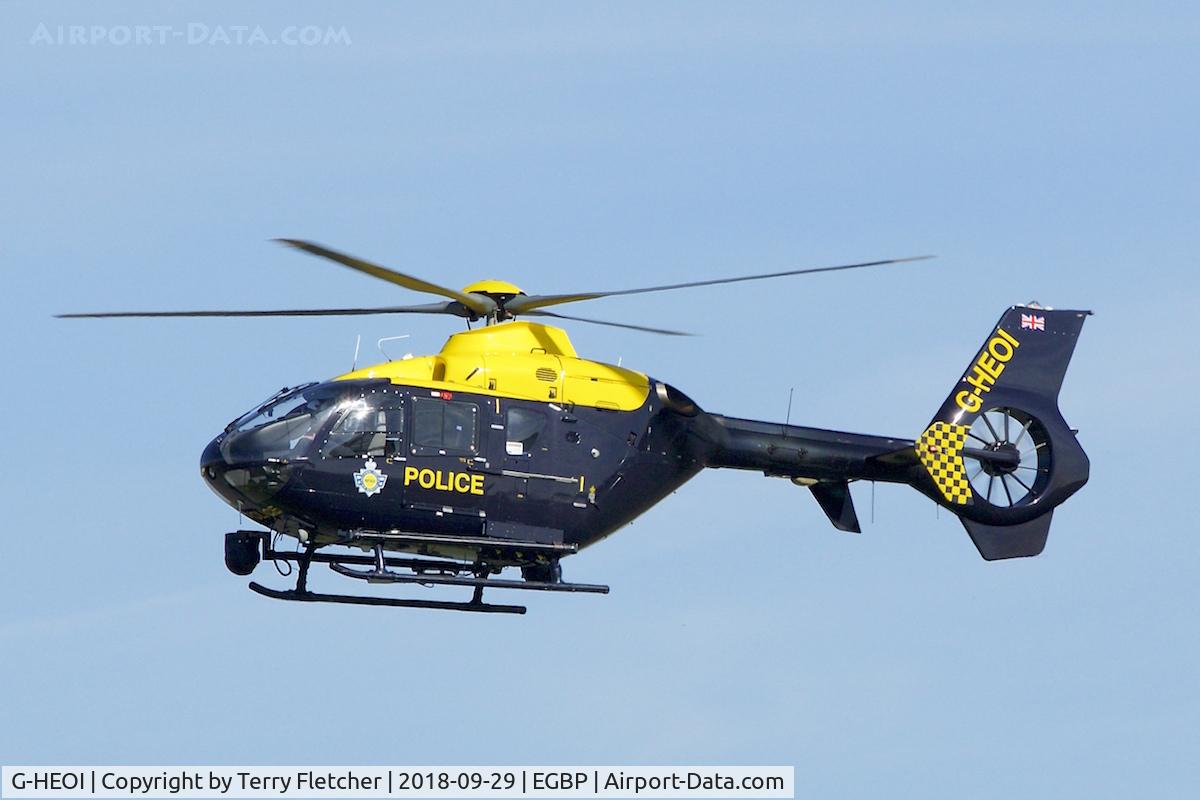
275, 239, 495, 317
523, 310, 692, 336
504, 255, 933, 314
56, 302, 465, 319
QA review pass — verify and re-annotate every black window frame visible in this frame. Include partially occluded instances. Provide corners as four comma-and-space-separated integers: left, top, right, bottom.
410, 396, 480, 456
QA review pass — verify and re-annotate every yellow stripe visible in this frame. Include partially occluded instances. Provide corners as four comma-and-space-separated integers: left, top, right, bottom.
915, 422, 972, 505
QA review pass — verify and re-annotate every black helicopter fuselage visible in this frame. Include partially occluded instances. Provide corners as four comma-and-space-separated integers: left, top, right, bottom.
200, 373, 925, 562
201, 378, 699, 553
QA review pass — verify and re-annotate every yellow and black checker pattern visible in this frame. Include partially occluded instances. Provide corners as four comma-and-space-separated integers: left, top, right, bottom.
916, 422, 973, 505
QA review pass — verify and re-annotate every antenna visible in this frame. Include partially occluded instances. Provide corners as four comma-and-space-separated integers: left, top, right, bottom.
785, 387, 794, 426
351, 334, 361, 371
377, 334, 411, 362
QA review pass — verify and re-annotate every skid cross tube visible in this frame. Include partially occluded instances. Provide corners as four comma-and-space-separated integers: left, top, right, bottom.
261, 539, 476, 576
242, 533, 593, 614
341, 529, 578, 556
330, 562, 610, 594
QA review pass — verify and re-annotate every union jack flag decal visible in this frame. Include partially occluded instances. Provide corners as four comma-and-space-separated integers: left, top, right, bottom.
1021, 313, 1045, 331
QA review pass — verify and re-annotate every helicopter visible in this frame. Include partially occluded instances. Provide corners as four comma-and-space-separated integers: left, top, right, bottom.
60, 241, 1092, 614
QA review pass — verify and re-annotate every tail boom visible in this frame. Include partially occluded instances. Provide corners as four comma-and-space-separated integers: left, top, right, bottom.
694, 304, 1091, 560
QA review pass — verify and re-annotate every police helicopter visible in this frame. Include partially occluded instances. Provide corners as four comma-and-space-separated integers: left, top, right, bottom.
60, 241, 1092, 614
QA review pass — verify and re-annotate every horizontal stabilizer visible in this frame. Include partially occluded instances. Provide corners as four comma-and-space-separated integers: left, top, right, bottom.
810, 481, 861, 533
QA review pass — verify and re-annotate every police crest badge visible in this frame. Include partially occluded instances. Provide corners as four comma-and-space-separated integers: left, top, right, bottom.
353, 459, 388, 497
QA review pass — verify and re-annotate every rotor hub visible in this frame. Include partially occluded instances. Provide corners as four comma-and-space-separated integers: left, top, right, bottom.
460, 280, 525, 321
462, 279, 524, 296
978, 441, 1020, 477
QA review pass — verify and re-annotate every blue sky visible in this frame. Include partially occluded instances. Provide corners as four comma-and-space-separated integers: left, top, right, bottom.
1, 2, 1198, 797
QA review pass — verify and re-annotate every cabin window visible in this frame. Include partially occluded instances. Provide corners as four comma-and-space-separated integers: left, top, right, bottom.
505, 407, 546, 455
321, 392, 406, 459
412, 397, 478, 454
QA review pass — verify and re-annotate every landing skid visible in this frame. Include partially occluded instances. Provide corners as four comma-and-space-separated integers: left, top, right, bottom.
229, 530, 607, 615
247, 581, 527, 615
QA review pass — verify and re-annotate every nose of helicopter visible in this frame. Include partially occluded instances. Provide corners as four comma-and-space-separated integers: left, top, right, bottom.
200, 434, 291, 510
200, 434, 228, 485
200, 435, 240, 507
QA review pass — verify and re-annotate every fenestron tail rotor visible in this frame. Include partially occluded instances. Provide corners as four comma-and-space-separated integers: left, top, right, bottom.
56, 239, 931, 335
964, 407, 1051, 508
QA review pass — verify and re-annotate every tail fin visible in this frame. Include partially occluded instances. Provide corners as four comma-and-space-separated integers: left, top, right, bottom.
914, 305, 1092, 560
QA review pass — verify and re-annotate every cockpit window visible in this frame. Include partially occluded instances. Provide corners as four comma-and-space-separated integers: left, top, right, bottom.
230, 383, 327, 435
221, 381, 379, 463
411, 397, 478, 454
321, 389, 406, 459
